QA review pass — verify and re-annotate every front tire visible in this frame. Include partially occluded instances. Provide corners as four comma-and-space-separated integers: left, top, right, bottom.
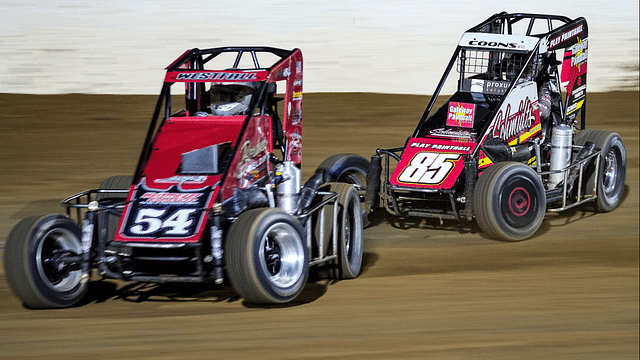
225, 208, 308, 304
574, 129, 626, 212
474, 162, 546, 241
4, 214, 88, 308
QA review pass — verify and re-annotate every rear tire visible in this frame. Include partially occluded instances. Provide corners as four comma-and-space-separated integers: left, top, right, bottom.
474, 162, 546, 241
315, 182, 364, 279
574, 129, 626, 212
96, 175, 132, 242
316, 154, 369, 187
225, 208, 308, 304
96, 175, 132, 201
4, 214, 87, 308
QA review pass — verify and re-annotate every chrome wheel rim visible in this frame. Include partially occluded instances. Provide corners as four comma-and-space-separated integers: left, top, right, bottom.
258, 223, 305, 289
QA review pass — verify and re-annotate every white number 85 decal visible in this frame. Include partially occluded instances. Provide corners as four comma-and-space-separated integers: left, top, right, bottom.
398, 153, 461, 184
130, 208, 197, 235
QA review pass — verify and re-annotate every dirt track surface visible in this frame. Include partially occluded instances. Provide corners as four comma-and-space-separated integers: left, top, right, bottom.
0, 92, 638, 359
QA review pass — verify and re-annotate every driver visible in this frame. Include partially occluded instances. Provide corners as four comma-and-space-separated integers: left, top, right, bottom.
209, 82, 256, 116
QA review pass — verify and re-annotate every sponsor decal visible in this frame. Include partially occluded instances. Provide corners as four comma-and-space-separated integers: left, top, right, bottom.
119, 185, 212, 240
429, 128, 476, 141
288, 130, 302, 156
156, 175, 207, 184
549, 24, 584, 49
276, 67, 291, 79
140, 192, 202, 205
293, 91, 303, 101
569, 39, 588, 68
492, 97, 535, 140
446, 102, 475, 128
470, 79, 485, 92
291, 109, 302, 125
397, 152, 461, 185
390, 138, 475, 189
468, 40, 519, 49
235, 139, 268, 180
463, 79, 510, 95
484, 80, 510, 94
410, 141, 472, 152
460, 33, 538, 51
175, 72, 257, 81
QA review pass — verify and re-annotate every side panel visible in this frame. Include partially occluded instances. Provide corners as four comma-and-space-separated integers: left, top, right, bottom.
219, 115, 274, 201
268, 49, 303, 165
479, 81, 541, 170
484, 81, 541, 145
544, 18, 588, 123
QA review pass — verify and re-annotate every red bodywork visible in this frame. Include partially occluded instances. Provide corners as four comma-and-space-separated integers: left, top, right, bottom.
114, 48, 303, 243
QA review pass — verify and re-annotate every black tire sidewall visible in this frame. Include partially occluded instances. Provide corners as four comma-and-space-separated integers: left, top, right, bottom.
226, 208, 308, 304
250, 210, 307, 301
337, 184, 364, 278
475, 163, 546, 241
596, 134, 626, 211
316, 154, 369, 186
7, 215, 87, 308
574, 129, 627, 212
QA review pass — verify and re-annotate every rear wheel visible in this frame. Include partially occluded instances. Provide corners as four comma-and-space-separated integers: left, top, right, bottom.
315, 182, 364, 279
96, 175, 132, 201
574, 129, 626, 212
474, 162, 546, 241
96, 175, 132, 242
225, 208, 308, 304
4, 214, 87, 308
316, 154, 369, 187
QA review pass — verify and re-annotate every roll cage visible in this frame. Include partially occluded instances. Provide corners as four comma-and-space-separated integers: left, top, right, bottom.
133, 47, 303, 186
414, 12, 588, 146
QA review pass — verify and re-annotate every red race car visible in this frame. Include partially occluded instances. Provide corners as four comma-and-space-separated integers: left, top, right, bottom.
365, 12, 626, 241
5, 47, 369, 308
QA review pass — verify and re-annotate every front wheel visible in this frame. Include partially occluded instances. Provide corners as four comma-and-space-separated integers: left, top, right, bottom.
4, 214, 88, 308
574, 129, 626, 212
473, 162, 546, 241
225, 208, 308, 304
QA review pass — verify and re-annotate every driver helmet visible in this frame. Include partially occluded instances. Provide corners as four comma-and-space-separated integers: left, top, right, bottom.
209, 82, 256, 116
504, 53, 526, 82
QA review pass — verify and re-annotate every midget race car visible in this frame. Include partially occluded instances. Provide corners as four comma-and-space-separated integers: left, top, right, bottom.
365, 12, 626, 241
4, 47, 369, 308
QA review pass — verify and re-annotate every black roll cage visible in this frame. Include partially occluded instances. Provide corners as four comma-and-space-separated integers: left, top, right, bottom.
414, 12, 586, 146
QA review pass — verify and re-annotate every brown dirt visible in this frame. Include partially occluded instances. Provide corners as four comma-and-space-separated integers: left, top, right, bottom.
0, 92, 638, 359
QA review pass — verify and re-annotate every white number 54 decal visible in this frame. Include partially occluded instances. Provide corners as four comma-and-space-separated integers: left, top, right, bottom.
398, 152, 461, 184
130, 208, 197, 235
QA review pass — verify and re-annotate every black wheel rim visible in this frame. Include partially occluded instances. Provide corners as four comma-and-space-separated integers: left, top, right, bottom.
500, 175, 539, 228
36, 228, 83, 292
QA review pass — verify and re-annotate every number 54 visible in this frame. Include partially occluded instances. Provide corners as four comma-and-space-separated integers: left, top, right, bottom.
129, 208, 197, 235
